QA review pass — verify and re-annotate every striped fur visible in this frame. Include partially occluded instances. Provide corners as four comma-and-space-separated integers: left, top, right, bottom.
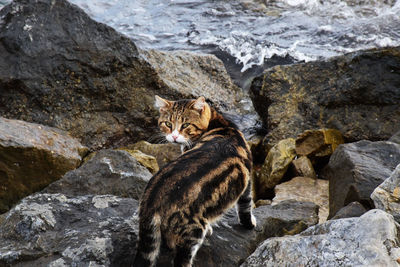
133, 96, 255, 267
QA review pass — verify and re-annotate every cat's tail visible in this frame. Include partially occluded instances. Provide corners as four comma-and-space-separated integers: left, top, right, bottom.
133, 214, 162, 267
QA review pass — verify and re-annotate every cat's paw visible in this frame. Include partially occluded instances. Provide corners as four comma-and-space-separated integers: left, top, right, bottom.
240, 213, 256, 229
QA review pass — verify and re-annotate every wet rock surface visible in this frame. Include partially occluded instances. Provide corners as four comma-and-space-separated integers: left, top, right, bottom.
0, 117, 87, 213
250, 46, 400, 144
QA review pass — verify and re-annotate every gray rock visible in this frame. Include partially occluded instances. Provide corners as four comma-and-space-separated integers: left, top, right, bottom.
331, 201, 367, 220
372, 164, 400, 223
0, 193, 139, 266
322, 140, 400, 218
0, 117, 88, 213
242, 209, 400, 267
389, 130, 400, 145
250, 46, 400, 144
43, 149, 152, 200
0, 0, 255, 151
157, 200, 319, 266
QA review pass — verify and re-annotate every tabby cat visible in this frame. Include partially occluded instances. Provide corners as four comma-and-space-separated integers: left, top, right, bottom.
133, 95, 256, 267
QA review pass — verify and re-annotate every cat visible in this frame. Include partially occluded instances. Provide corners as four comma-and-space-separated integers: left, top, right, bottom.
133, 95, 256, 267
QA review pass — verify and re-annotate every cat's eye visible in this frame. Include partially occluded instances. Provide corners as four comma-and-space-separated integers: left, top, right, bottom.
181, 123, 190, 129
164, 121, 172, 128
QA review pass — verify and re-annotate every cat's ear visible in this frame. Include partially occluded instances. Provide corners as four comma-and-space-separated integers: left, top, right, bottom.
155, 95, 172, 112
191, 96, 206, 112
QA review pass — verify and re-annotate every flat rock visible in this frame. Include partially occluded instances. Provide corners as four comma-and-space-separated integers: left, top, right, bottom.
0, 0, 254, 151
372, 164, 400, 223
43, 149, 152, 200
0, 117, 87, 213
250, 46, 400, 144
295, 129, 344, 158
331, 201, 367, 220
272, 177, 329, 223
242, 209, 400, 267
323, 140, 400, 218
0, 193, 139, 266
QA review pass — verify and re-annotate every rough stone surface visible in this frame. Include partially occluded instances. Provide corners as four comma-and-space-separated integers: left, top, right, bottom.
0, 193, 139, 267
0, 117, 87, 213
323, 140, 400, 218
291, 156, 317, 179
272, 177, 329, 223
250, 46, 400, 144
43, 149, 152, 200
119, 148, 159, 174
389, 130, 400, 145
123, 141, 181, 168
372, 164, 400, 223
242, 209, 400, 267
295, 129, 344, 158
0, 0, 253, 151
255, 138, 296, 199
331, 201, 367, 220
157, 200, 319, 267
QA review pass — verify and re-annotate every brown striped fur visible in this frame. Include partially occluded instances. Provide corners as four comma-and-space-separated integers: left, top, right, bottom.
133, 96, 256, 267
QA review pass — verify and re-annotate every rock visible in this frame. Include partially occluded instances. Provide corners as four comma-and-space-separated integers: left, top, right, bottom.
156, 200, 319, 267
323, 140, 400, 218
291, 156, 317, 179
272, 177, 329, 223
0, 193, 139, 266
250, 46, 400, 144
331, 201, 367, 220
43, 149, 152, 200
242, 209, 400, 267
389, 130, 400, 145
0, 117, 87, 213
295, 129, 344, 158
255, 138, 296, 199
119, 148, 159, 174
123, 141, 181, 168
0, 0, 253, 151
372, 164, 400, 223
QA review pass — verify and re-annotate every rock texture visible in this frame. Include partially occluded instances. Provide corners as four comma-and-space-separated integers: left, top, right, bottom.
123, 141, 181, 168
0, 193, 139, 267
0, 117, 87, 213
0, 194, 318, 266
272, 177, 329, 223
255, 138, 296, 199
323, 140, 400, 218
295, 129, 343, 158
250, 46, 400, 144
291, 156, 317, 179
0, 0, 252, 151
43, 149, 152, 200
331, 201, 367, 220
372, 164, 400, 223
242, 209, 400, 267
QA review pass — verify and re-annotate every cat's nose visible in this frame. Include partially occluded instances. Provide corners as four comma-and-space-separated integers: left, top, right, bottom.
172, 135, 178, 141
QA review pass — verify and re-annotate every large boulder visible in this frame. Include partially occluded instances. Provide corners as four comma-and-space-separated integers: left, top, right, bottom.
0, 117, 87, 213
250, 46, 400, 144
0, 193, 139, 267
323, 140, 400, 218
242, 209, 400, 267
0, 0, 252, 151
372, 164, 400, 223
43, 149, 152, 200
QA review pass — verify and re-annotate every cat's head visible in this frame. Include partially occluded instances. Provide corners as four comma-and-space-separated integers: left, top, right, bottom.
155, 95, 211, 146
